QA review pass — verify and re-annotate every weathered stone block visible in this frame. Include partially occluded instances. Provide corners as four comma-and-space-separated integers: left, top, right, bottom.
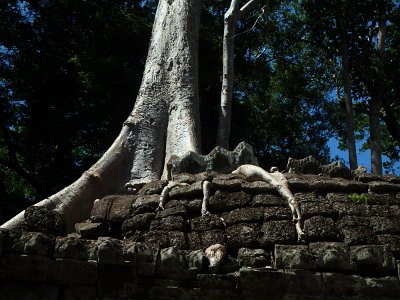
326, 193, 349, 203
190, 214, 224, 232
321, 272, 365, 298
350, 245, 396, 274
169, 181, 203, 199
369, 205, 400, 218
303, 216, 341, 242
366, 194, 400, 205
323, 178, 367, 193
339, 226, 377, 245
332, 202, 368, 217
131, 194, 160, 214
91, 195, 136, 222
54, 236, 97, 260
309, 242, 355, 271
274, 245, 316, 270
134, 242, 159, 277
24, 206, 64, 235
238, 248, 271, 268
301, 202, 336, 219
139, 180, 168, 195
96, 237, 124, 264
150, 216, 187, 232
208, 190, 252, 212
197, 273, 239, 290
121, 212, 156, 233
226, 223, 260, 250
75, 222, 109, 239
155, 247, 188, 279
259, 220, 297, 247
287, 174, 324, 192
144, 231, 188, 249
263, 206, 292, 221
241, 180, 276, 193
12, 231, 55, 256
165, 198, 202, 214
0, 254, 52, 281
211, 178, 245, 191
369, 216, 400, 234
97, 263, 139, 298
377, 235, 400, 257
187, 230, 226, 250
222, 207, 263, 226
240, 268, 323, 297
252, 193, 285, 207
49, 258, 97, 285
368, 181, 400, 194
336, 215, 370, 229
361, 276, 400, 298
187, 249, 207, 272
156, 204, 188, 219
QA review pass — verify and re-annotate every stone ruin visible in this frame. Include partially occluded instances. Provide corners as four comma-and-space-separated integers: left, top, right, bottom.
0, 143, 400, 299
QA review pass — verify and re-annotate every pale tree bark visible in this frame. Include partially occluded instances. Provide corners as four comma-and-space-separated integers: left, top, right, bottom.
1, 0, 202, 232
335, 9, 358, 170
217, 0, 261, 149
369, 2, 386, 175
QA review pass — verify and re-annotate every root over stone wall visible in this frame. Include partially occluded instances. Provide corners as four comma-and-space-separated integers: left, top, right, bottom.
0, 172, 400, 299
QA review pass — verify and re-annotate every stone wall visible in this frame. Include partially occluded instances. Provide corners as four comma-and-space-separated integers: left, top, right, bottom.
0, 172, 400, 299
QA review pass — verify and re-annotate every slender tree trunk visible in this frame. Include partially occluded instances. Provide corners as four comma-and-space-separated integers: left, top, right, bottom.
217, 0, 261, 149
336, 13, 358, 170
1, 0, 202, 232
370, 3, 386, 175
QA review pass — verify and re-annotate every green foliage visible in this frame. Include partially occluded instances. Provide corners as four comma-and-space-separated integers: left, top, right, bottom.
348, 193, 368, 205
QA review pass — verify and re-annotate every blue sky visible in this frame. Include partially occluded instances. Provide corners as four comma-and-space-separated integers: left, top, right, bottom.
328, 138, 399, 175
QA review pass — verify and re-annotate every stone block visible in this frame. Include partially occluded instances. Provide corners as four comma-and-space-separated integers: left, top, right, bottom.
240, 268, 323, 297
274, 245, 316, 270
222, 207, 263, 226
54, 236, 97, 260
309, 242, 355, 271
139, 180, 168, 195
332, 202, 368, 217
91, 195, 136, 222
134, 242, 159, 277
237, 247, 271, 268
169, 181, 203, 199
366, 194, 400, 205
339, 226, 377, 245
259, 220, 297, 247
301, 202, 336, 219
287, 174, 324, 192
263, 206, 292, 221
369, 216, 400, 234
220, 255, 239, 273
197, 273, 239, 290
150, 216, 187, 232
187, 230, 226, 250
165, 198, 202, 214
303, 216, 341, 242
368, 181, 400, 194
75, 222, 109, 239
361, 276, 400, 298
241, 181, 276, 193
187, 249, 207, 272
350, 245, 396, 274
321, 273, 365, 298
49, 258, 97, 285
336, 216, 370, 229
0, 254, 52, 281
24, 206, 64, 235
208, 190, 252, 212
322, 178, 367, 193
98, 263, 139, 298
121, 212, 156, 233
0, 282, 59, 300
96, 237, 124, 264
12, 231, 55, 256
131, 194, 160, 214
190, 214, 224, 232
155, 247, 188, 279
369, 205, 400, 218
377, 235, 400, 257
211, 178, 245, 191
226, 223, 260, 250
251, 193, 285, 207
144, 230, 188, 249
325, 193, 350, 203
156, 204, 188, 218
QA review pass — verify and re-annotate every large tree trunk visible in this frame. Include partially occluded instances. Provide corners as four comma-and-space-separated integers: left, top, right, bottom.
370, 2, 386, 175
217, 0, 261, 149
336, 12, 358, 170
1, 0, 202, 232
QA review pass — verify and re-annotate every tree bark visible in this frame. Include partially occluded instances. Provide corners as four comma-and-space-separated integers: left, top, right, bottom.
217, 0, 260, 149
370, 3, 386, 175
1, 0, 202, 232
336, 11, 358, 170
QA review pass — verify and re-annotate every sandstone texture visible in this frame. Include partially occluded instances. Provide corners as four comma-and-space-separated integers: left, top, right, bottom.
1, 172, 400, 299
